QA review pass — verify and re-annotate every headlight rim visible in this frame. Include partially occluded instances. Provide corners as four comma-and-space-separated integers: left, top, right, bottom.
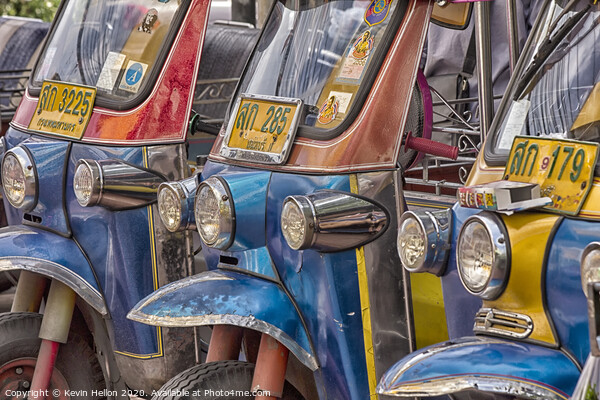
456, 212, 510, 300
157, 182, 186, 233
1, 146, 39, 212
281, 195, 316, 251
581, 242, 600, 298
397, 209, 451, 276
73, 159, 103, 207
194, 176, 235, 250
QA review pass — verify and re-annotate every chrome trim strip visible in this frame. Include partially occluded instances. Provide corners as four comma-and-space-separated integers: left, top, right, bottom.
0, 257, 107, 315
474, 307, 533, 339
128, 310, 318, 372
378, 373, 567, 400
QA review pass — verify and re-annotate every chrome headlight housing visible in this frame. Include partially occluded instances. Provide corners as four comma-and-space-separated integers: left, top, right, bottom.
397, 209, 451, 275
281, 196, 315, 250
194, 176, 234, 249
73, 160, 102, 207
1, 146, 38, 211
456, 213, 509, 300
281, 191, 388, 252
582, 243, 600, 298
157, 176, 197, 232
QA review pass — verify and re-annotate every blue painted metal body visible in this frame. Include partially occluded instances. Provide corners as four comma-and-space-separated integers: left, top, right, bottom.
1, 126, 161, 357
132, 160, 373, 399
378, 336, 579, 398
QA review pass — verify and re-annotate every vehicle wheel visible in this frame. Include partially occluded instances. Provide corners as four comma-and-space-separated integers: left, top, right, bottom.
152, 360, 304, 400
0, 271, 18, 293
0, 312, 106, 399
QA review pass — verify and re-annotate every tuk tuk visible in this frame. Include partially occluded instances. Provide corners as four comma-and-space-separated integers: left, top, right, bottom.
379, 0, 600, 398
127, 0, 475, 398
0, 0, 257, 397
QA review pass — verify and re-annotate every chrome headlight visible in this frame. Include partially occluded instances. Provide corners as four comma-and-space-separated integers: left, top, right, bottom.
581, 243, 600, 298
157, 176, 197, 232
456, 213, 509, 300
194, 177, 234, 249
281, 192, 388, 252
397, 209, 451, 275
281, 196, 315, 250
73, 160, 102, 207
1, 147, 38, 211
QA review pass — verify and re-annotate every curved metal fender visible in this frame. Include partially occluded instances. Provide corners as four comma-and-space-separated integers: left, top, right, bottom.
377, 336, 578, 399
0, 225, 107, 315
128, 269, 318, 371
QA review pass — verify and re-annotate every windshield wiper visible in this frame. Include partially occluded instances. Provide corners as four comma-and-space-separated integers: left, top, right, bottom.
513, 3, 590, 99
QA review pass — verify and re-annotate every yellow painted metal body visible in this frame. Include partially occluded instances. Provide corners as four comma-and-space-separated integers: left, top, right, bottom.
410, 273, 449, 349
484, 212, 559, 345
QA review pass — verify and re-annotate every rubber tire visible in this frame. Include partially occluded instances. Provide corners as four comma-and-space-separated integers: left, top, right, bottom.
0, 312, 106, 400
152, 360, 304, 400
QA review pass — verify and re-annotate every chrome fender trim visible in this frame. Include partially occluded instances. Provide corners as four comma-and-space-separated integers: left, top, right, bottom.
128, 270, 318, 371
377, 336, 577, 399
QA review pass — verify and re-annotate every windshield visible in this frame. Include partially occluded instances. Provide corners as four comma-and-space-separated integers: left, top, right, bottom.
32, 0, 185, 105
232, 0, 402, 135
492, 0, 600, 153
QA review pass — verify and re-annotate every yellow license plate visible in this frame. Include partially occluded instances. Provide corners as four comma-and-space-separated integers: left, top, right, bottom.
227, 97, 300, 155
28, 81, 96, 139
504, 136, 599, 215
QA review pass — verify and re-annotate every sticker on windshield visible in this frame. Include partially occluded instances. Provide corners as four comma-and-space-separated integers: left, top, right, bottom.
364, 0, 392, 26
498, 99, 531, 150
318, 95, 340, 124
351, 30, 374, 60
97, 52, 126, 91
138, 8, 158, 34
119, 61, 148, 93
327, 91, 353, 114
337, 32, 375, 84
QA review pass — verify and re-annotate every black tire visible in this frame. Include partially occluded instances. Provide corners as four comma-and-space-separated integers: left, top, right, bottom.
152, 360, 304, 400
0, 312, 106, 399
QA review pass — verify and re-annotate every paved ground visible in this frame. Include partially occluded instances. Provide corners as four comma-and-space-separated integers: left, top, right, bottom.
0, 287, 14, 313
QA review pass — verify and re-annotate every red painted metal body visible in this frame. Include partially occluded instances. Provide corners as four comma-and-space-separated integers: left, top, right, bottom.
11, 0, 210, 146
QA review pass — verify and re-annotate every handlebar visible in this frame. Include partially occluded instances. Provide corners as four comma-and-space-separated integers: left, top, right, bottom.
404, 132, 459, 160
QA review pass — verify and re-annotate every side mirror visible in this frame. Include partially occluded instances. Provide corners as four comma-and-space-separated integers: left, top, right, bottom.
431, 2, 473, 30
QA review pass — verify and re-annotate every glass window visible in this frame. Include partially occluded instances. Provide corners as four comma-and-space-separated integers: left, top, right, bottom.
32, 0, 186, 104
232, 0, 403, 135
492, 1, 600, 152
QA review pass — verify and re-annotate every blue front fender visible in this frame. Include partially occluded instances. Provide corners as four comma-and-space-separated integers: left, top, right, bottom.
0, 225, 107, 315
378, 336, 578, 399
128, 269, 318, 371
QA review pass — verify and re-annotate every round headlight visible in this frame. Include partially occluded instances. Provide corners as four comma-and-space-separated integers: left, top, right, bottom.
73, 160, 101, 206
581, 243, 600, 298
194, 177, 234, 249
1, 147, 37, 211
398, 214, 426, 271
281, 196, 315, 250
456, 213, 509, 300
158, 184, 183, 232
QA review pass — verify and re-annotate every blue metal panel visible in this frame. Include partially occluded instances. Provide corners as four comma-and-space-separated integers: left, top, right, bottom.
266, 172, 370, 400
67, 144, 159, 357
221, 171, 270, 251
0, 225, 105, 314
546, 217, 595, 365
129, 269, 316, 369
441, 204, 483, 338
21, 138, 70, 234
379, 336, 578, 398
